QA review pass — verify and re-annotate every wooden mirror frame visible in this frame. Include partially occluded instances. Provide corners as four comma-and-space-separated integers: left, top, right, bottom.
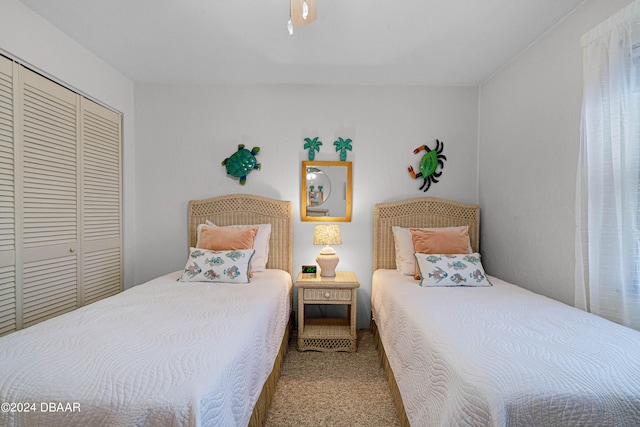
301, 161, 352, 222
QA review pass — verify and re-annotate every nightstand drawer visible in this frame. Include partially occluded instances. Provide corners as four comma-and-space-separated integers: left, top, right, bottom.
303, 288, 352, 302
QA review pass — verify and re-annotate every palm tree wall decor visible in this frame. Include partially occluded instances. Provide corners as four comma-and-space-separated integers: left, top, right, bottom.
333, 137, 352, 161
304, 137, 322, 160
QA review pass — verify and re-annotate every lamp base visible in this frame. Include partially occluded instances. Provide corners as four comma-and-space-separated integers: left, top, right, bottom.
316, 252, 339, 277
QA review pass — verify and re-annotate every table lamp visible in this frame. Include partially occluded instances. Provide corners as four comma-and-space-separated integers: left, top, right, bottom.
313, 224, 342, 277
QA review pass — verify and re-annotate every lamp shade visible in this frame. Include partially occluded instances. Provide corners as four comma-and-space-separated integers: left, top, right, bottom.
313, 224, 342, 246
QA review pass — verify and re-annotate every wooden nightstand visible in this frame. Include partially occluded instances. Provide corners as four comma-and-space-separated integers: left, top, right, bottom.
295, 271, 360, 352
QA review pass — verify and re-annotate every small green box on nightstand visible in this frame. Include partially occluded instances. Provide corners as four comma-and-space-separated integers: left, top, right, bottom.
301, 265, 317, 274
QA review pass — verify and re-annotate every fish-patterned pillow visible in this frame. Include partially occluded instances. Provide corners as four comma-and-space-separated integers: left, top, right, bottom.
180, 248, 254, 283
414, 253, 492, 287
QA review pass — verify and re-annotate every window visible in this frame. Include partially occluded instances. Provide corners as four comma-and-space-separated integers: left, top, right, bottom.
576, 1, 640, 330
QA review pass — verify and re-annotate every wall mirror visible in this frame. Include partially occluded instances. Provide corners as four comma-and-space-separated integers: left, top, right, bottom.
301, 161, 352, 222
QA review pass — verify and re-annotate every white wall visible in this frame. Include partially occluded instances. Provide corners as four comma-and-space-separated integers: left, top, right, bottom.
478, 0, 632, 305
0, 0, 136, 288
134, 84, 479, 327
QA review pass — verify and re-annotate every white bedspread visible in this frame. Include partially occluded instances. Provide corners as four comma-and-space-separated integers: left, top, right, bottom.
0, 269, 291, 427
372, 269, 640, 427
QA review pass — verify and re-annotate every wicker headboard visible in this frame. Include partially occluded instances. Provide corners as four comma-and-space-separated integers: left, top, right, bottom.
188, 194, 293, 275
373, 197, 480, 271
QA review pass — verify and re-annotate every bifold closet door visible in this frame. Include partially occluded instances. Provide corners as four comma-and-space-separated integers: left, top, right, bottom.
20, 66, 80, 328
80, 98, 122, 305
0, 56, 16, 335
0, 57, 122, 335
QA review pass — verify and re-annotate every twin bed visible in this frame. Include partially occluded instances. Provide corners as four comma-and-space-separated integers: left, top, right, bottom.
371, 197, 640, 426
3, 193, 640, 427
0, 193, 293, 427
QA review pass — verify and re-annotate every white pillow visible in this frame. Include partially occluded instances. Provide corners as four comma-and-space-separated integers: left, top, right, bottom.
414, 253, 492, 287
392, 225, 472, 276
197, 221, 271, 272
180, 248, 254, 283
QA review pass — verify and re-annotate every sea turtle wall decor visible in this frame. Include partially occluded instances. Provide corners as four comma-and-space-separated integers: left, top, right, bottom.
408, 139, 447, 192
222, 144, 261, 185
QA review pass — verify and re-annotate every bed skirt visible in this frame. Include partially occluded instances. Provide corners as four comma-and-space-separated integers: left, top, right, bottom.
248, 315, 292, 426
371, 319, 411, 427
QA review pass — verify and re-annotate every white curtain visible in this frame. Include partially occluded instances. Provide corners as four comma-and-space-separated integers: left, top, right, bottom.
576, 0, 640, 330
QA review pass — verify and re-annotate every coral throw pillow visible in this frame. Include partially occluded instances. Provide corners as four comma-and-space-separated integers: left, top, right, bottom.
410, 227, 471, 254
198, 226, 258, 251
411, 227, 471, 279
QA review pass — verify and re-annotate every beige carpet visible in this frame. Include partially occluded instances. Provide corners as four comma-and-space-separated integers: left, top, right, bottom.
265, 329, 401, 427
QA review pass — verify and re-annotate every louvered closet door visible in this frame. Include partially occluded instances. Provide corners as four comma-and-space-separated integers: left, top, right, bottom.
0, 56, 16, 335
81, 98, 122, 304
20, 67, 79, 328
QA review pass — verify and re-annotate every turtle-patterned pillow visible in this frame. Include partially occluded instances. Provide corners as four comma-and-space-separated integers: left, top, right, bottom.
180, 247, 254, 283
414, 253, 492, 287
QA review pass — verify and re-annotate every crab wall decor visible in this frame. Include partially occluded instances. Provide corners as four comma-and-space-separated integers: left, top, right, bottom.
222, 144, 261, 185
408, 139, 447, 192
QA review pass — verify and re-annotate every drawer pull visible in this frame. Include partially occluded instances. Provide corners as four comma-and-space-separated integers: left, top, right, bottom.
324, 292, 331, 298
